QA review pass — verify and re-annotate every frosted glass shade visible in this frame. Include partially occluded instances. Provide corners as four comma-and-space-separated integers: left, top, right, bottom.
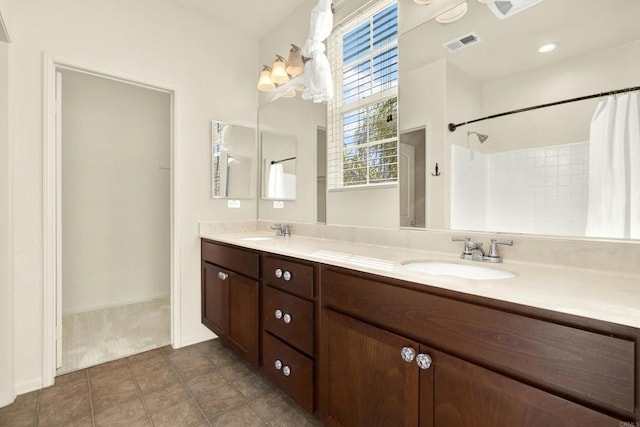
257, 66, 275, 92
436, 2, 468, 23
271, 55, 290, 84
286, 44, 304, 77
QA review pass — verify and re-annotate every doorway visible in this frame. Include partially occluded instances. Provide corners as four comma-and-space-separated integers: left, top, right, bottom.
43, 58, 178, 382
399, 128, 426, 228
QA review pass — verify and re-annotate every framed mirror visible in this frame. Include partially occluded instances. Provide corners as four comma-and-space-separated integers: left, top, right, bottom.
261, 131, 297, 200
211, 121, 256, 199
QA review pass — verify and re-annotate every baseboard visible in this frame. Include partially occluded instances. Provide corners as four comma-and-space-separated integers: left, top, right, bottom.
14, 377, 43, 396
0, 390, 16, 409
177, 328, 217, 349
62, 293, 171, 315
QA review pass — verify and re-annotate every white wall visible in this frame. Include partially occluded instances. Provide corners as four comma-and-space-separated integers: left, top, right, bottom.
61, 70, 170, 314
10, 0, 258, 395
0, 21, 13, 406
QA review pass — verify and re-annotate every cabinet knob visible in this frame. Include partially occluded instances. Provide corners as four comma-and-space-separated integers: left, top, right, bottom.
217, 271, 228, 280
275, 268, 283, 278
275, 309, 283, 319
401, 347, 416, 363
282, 365, 291, 377
283, 271, 292, 281
416, 353, 432, 370
274, 359, 282, 370
283, 313, 292, 324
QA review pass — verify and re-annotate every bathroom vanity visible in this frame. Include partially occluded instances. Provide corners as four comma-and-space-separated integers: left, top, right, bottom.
200, 232, 639, 425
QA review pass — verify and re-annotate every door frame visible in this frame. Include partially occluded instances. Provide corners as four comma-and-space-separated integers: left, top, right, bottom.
42, 53, 182, 387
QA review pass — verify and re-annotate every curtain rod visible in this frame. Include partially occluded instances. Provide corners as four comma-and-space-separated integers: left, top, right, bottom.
271, 157, 297, 165
448, 85, 640, 132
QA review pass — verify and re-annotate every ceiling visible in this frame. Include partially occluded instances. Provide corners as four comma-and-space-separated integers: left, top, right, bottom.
162, 0, 308, 39
401, 0, 640, 83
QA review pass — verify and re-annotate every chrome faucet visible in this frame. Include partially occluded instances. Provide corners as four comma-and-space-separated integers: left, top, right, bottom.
451, 236, 485, 261
270, 223, 292, 237
483, 238, 514, 263
452, 236, 513, 263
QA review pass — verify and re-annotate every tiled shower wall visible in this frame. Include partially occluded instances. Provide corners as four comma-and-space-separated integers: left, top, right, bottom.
451, 142, 589, 236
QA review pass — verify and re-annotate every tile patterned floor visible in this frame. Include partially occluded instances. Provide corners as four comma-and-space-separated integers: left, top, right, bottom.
0, 339, 322, 426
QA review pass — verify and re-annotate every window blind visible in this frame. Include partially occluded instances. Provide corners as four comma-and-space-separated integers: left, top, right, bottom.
327, 0, 398, 190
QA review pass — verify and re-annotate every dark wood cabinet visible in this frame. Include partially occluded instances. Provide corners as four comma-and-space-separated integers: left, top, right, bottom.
262, 254, 317, 413
320, 265, 637, 426
200, 239, 638, 425
201, 240, 260, 367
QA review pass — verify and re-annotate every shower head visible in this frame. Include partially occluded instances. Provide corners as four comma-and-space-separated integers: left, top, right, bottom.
467, 130, 489, 143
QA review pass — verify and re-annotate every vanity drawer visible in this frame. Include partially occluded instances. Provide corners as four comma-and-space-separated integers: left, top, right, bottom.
201, 240, 259, 280
322, 266, 636, 415
263, 255, 314, 299
263, 285, 314, 356
263, 331, 314, 412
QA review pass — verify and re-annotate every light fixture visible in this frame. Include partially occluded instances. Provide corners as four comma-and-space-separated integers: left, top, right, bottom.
538, 42, 558, 53
257, 65, 275, 92
286, 44, 304, 77
271, 55, 290, 85
435, 2, 469, 24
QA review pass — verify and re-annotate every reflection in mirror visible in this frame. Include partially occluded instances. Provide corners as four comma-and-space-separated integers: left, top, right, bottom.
261, 131, 297, 200
211, 121, 256, 199
317, 127, 327, 223
400, 0, 640, 239
399, 128, 426, 228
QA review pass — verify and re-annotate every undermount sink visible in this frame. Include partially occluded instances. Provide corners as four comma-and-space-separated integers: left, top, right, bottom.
237, 236, 275, 241
401, 260, 517, 280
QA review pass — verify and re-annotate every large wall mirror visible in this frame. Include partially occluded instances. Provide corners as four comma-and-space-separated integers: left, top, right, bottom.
262, 131, 297, 200
211, 121, 256, 199
258, 0, 640, 240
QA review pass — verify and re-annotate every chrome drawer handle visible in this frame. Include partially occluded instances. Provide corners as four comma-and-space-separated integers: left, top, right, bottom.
275, 268, 283, 278
283, 313, 292, 324
282, 365, 291, 377
275, 309, 283, 320
217, 271, 228, 280
283, 271, 292, 281
275, 359, 282, 370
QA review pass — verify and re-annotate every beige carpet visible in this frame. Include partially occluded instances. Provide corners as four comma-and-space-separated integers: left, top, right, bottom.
57, 296, 171, 374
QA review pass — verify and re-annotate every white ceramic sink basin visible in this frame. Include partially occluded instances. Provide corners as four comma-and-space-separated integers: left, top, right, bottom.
401, 260, 517, 280
237, 236, 275, 241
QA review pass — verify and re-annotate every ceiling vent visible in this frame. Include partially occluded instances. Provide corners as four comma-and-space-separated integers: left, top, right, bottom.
442, 32, 481, 52
487, 0, 545, 20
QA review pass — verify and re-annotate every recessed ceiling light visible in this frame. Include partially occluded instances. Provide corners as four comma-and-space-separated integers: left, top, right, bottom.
435, 2, 469, 24
538, 42, 558, 53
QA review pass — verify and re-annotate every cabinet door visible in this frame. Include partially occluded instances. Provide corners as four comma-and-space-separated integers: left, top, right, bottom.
227, 271, 259, 367
201, 262, 228, 338
323, 309, 419, 427
430, 348, 623, 427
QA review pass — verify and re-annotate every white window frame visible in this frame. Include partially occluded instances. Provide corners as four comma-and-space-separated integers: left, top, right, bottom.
327, 0, 399, 191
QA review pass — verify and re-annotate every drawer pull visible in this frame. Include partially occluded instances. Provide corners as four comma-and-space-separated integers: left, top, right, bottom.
283, 313, 292, 324
416, 353, 432, 370
275, 309, 283, 320
283, 271, 292, 281
275, 268, 283, 278
275, 359, 282, 370
401, 347, 416, 363
217, 271, 228, 280
282, 365, 291, 377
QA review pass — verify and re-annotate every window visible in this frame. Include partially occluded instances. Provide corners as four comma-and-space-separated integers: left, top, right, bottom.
327, 0, 398, 189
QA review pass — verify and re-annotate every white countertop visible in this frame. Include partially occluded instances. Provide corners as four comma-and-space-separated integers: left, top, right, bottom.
200, 230, 640, 329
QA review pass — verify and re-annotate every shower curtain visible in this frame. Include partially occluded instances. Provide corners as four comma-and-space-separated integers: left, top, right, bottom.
585, 91, 640, 239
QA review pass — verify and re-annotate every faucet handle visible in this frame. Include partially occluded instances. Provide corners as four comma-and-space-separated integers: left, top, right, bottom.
270, 223, 283, 236
485, 239, 514, 262
452, 236, 473, 258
